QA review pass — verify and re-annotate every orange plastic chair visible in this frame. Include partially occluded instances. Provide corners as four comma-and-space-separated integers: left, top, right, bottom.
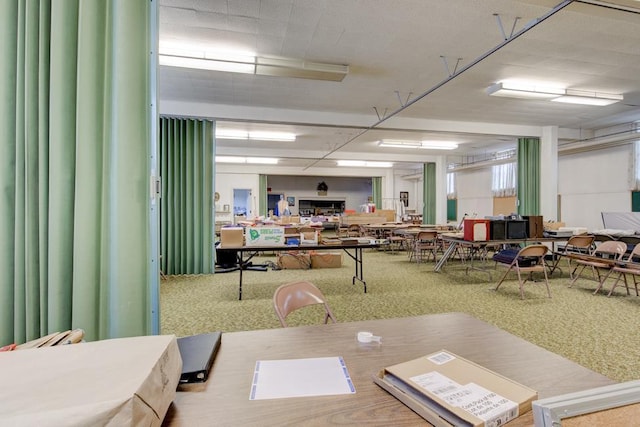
273, 281, 337, 327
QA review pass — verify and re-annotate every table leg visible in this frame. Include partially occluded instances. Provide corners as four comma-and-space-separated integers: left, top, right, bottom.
343, 247, 367, 293
435, 241, 458, 272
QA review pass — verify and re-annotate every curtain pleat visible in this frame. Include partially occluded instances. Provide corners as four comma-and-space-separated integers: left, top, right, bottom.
259, 174, 268, 217
371, 177, 382, 210
1, 0, 155, 345
159, 117, 214, 275
517, 138, 541, 215
423, 163, 436, 224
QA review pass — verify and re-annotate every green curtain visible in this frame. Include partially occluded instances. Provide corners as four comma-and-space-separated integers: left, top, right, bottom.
259, 174, 268, 217
160, 118, 214, 275
517, 138, 541, 215
422, 163, 436, 224
0, 0, 156, 345
372, 177, 382, 210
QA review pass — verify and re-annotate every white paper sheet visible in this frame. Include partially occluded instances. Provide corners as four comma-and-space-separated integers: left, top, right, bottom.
249, 356, 356, 400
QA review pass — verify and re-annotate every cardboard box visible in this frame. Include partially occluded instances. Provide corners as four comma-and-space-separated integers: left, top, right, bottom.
544, 221, 566, 231
245, 226, 285, 246
311, 252, 343, 268
0, 335, 182, 426
374, 349, 537, 427
300, 230, 319, 245
463, 219, 490, 241
277, 252, 311, 269
220, 227, 244, 247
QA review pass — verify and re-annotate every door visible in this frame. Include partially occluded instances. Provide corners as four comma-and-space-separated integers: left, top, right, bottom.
233, 189, 252, 219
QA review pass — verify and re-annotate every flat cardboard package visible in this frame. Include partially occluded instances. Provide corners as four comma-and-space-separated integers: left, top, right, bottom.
220, 227, 244, 247
311, 252, 343, 268
0, 335, 182, 427
277, 252, 311, 269
374, 350, 537, 427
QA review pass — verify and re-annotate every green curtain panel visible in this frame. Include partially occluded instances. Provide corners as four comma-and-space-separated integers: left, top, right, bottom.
0, 1, 156, 345
422, 163, 436, 224
160, 118, 214, 275
259, 174, 268, 217
517, 138, 541, 215
372, 177, 382, 210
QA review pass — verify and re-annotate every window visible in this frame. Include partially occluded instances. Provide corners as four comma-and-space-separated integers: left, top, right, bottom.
492, 162, 517, 197
447, 172, 456, 199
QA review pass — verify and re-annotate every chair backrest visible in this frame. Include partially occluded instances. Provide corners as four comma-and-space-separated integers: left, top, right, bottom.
516, 244, 548, 267
593, 241, 627, 260
624, 243, 640, 262
565, 235, 595, 254
416, 230, 438, 241
273, 281, 336, 327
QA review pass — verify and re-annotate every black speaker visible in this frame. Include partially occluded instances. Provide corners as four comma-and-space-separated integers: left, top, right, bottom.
490, 220, 506, 240
506, 220, 527, 239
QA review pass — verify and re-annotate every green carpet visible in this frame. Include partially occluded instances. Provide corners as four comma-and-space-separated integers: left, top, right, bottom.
160, 249, 640, 383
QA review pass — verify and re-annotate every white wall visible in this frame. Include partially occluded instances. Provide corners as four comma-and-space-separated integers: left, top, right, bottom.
558, 144, 632, 230
215, 172, 260, 219
456, 167, 494, 219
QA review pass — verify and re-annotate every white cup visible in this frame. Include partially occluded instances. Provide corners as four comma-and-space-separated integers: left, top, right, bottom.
357, 331, 381, 344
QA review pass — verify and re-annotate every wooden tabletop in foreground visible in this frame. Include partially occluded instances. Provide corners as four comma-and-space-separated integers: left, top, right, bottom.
163, 313, 613, 426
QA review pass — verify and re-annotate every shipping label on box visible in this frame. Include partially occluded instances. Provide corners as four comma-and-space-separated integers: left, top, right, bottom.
246, 226, 285, 246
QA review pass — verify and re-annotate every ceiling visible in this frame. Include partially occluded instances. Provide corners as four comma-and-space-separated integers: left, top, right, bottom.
158, 0, 640, 172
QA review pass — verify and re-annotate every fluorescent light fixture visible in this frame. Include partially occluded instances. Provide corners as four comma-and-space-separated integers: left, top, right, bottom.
378, 140, 423, 149
487, 82, 623, 106
246, 157, 278, 164
487, 82, 564, 99
216, 129, 249, 140
215, 129, 296, 142
421, 140, 459, 150
159, 46, 348, 82
248, 131, 296, 141
159, 54, 255, 74
336, 160, 393, 168
216, 156, 246, 163
378, 140, 458, 150
216, 156, 279, 164
551, 90, 623, 106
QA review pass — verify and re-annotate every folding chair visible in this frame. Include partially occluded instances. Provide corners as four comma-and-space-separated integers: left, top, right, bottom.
569, 241, 627, 294
494, 244, 551, 299
607, 244, 640, 297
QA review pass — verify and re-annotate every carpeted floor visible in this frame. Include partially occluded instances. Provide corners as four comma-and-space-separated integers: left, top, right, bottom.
161, 247, 640, 383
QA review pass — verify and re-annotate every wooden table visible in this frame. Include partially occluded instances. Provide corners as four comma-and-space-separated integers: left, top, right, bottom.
163, 313, 613, 426
218, 242, 379, 300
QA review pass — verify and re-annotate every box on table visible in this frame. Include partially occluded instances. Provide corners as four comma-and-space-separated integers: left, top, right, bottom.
245, 226, 285, 246
277, 252, 311, 269
544, 221, 565, 231
300, 230, 319, 245
310, 252, 343, 268
0, 335, 182, 426
220, 227, 244, 247
464, 219, 491, 241
374, 349, 537, 427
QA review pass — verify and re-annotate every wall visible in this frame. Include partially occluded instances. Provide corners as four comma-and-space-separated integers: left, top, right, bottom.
267, 175, 372, 215
450, 144, 633, 231
558, 144, 631, 230
215, 172, 260, 221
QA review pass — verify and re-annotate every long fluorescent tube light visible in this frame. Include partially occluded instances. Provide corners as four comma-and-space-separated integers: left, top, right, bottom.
216, 156, 279, 164
551, 90, 623, 106
159, 47, 348, 82
215, 129, 296, 142
487, 82, 564, 99
336, 160, 393, 168
487, 82, 623, 106
378, 140, 458, 150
